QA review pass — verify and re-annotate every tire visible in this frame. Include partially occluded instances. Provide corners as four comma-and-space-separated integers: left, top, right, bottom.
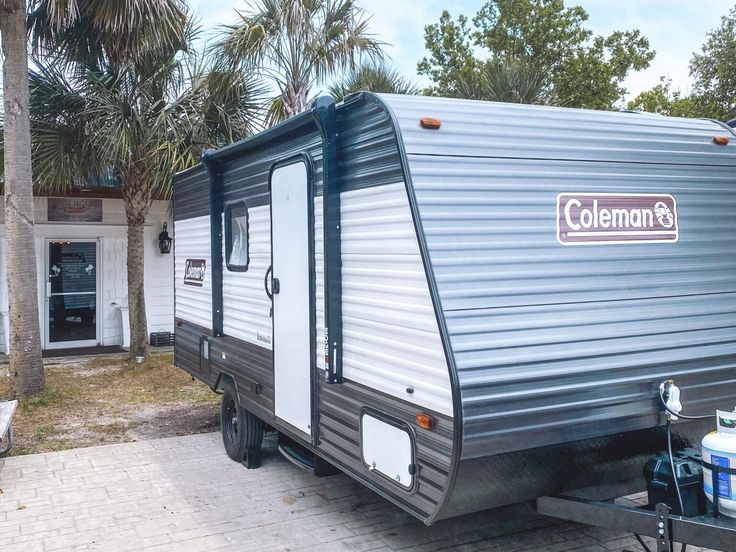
220, 380, 264, 468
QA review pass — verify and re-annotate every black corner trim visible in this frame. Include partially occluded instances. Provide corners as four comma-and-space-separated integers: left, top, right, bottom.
312, 97, 343, 385
202, 149, 225, 337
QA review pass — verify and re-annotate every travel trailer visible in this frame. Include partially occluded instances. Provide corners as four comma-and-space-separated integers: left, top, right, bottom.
173, 93, 736, 526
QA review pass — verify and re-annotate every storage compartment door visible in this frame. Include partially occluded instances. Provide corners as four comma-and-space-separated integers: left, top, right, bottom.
361, 413, 415, 489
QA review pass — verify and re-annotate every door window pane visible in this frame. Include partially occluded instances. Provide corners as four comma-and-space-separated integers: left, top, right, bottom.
48, 241, 97, 343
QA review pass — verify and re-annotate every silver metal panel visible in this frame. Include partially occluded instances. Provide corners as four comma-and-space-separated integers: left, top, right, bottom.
416, 156, 736, 459
379, 94, 736, 460
339, 182, 452, 416
173, 215, 212, 328
313, 95, 457, 522
380, 93, 736, 166
221, 205, 272, 348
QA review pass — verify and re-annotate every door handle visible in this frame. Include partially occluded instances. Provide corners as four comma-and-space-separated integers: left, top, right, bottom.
264, 265, 273, 300
272, 278, 280, 294
46, 282, 51, 299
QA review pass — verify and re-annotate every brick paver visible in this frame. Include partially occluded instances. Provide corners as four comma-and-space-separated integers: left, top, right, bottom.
0, 433, 724, 551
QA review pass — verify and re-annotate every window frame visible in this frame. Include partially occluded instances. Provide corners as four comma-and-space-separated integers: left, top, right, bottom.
224, 200, 250, 272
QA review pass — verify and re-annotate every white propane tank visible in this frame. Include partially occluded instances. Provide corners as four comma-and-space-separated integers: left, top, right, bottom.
702, 409, 736, 517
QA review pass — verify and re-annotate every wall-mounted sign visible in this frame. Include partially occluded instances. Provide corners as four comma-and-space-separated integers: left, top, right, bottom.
557, 193, 678, 245
184, 259, 206, 286
48, 198, 103, 222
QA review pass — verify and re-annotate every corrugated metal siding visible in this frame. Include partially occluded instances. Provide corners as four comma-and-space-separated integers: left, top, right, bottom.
317, 380, 454, 522
221, 127, 322, 207
313, 95, 457, 522
380, 93, 736, 166
339, 182, 452, 416
209, 336, 274, 422
222, 205, 273, 348
173, 319, 212, 384
380, 94, 736, 460
173, 164, 211, 220
173, 215, 212, 328
337, 96, 405, 189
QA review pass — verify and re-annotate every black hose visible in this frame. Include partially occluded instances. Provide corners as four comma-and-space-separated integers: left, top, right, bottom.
666, 419, 690, 552
635, 533, 652, 552
666, 419, 685, 515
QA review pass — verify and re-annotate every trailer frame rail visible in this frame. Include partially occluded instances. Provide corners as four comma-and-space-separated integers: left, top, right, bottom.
536, 495, 736, 552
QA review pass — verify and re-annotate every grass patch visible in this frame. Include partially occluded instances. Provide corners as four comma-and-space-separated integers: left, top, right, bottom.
20, 386, 79, 412
33, 425, 64, 441
0, 353, 220, 456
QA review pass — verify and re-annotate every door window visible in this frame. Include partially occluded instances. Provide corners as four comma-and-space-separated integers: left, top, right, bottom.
225, 202, 249, 271
48, 241, 97, 343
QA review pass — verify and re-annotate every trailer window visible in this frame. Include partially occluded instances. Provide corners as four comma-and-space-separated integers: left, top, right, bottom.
225, 202, 249, 271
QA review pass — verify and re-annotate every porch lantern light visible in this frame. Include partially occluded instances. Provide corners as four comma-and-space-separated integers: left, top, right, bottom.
158, 222, 172, 254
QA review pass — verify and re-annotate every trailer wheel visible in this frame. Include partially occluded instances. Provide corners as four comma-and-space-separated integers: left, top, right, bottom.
220, 381, 264, 469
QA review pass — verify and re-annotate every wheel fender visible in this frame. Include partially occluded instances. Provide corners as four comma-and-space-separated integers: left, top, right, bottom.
214, 372, 239, 399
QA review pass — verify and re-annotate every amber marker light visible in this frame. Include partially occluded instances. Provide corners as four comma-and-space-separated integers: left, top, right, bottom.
420, 117, 441, 130
713, 135, 730, 145
415, 413, 434, 430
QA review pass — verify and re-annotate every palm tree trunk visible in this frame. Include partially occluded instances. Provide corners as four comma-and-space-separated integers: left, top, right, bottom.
122, 166, 152, 360
126, 221, 148, 359
282, 79, 310, 118
1, 0, 46, 398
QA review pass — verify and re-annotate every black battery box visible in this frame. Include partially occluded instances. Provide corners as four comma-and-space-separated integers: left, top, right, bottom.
644, 453, 706, 517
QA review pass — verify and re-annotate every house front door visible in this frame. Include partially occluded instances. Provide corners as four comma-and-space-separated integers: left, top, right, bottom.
45, 240, 100, 349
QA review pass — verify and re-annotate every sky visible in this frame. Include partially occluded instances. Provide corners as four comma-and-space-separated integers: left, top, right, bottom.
188, 0, 731, 103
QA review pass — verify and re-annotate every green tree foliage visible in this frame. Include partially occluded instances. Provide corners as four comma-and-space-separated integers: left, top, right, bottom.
418, 0, 655, 109
450, 57, 557, 105
215, 0, 384, 124
2, 2, 262, 359
690, 6, 736, 122
626, 78, 705, 118
329, 63, 419, 103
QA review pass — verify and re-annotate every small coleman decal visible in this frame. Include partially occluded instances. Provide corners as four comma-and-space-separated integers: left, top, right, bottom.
557, 193, 678, 245
184, 258, 206, 286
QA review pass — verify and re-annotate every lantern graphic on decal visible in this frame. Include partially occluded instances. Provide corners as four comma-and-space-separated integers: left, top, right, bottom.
654, 201, 674, 228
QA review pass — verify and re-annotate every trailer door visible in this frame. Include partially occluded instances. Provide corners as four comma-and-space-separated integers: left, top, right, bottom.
270, 159, 312, 435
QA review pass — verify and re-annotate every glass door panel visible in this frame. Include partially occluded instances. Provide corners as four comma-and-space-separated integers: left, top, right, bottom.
47, 241, 97, 344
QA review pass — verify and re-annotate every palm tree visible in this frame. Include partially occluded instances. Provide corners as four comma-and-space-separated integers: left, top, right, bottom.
7, 1, 261, 361
451, 58, 558, 105
0, 0, 45, 397
329, 62, 419, 103
216, 0, 384, 124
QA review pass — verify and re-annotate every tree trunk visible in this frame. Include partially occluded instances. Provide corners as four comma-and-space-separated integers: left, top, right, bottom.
123, 165, 153, 360
282, 78, 310, 118
1, 0, 46, 397
126, 221, 148, 359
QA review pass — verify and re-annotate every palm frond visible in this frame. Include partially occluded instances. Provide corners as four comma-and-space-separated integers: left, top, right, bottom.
329, 62, 419, 102
213, 0, 386, 118
451, 57, 559, 105
29, 0, 189, 69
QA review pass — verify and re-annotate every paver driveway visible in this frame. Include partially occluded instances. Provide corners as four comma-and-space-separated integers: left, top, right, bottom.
0, 433, 722, 551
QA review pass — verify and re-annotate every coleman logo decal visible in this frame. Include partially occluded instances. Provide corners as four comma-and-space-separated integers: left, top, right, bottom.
184, 259, 206, 286
557, 193, 678, 245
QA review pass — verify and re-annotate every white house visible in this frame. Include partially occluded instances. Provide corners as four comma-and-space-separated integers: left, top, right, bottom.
0, 191, 173, 352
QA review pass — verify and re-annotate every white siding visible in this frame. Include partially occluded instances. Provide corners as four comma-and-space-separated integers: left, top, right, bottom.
174, 214, 212, 328
222, 205, 272, 348
339, 183, 453, 416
